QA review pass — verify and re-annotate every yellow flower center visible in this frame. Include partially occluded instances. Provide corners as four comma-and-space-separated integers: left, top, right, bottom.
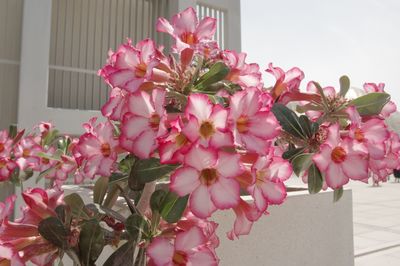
199, 121, 215, 139
22, 148, 31, 158
236, 116, 249, 134
101, 143, 111, 157
135, 62, 147, 78
173, 250, 188, 266
354, 128, 364, 142
181, 32, 197, 45
200, 168, 218, 186
175, 133, 188, 147
331, 146, 346, 163
0, 143, 4, 153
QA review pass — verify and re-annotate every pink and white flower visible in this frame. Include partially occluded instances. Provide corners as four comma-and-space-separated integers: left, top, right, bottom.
101, 87, 129, 121
183, 94, 233, 149
44, 155, 77, 187
99, 39, 169, 93
227, 199, 263, 240
247, 152, 292, 212
313, 124, 368, 189
363, 83, 396, 118
0, 131, 12, 157
120, 89, 167, 159
14, 137, 42, 171
157, 7, 217, 53
147, 225, 218, 266
222, 50, 262, 89
170, 145, 243, 218
0, 195, 16, 224
266, 63, 304, 104
74, 119, 119, 179
0, 158, 17, 182
229, 88, 281, 154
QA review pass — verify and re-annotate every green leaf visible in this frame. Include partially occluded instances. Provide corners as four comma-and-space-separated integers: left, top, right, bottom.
350, 92, 390, 116
333, 187, 344, 202
38, 217, 69, 249
194, 62, 230, 90
131, 158, 179, 185
282, 147, 305, 161
311, 122, 319, 135
271, 103, 306, 139
42, 129, 59, 146
103, 242, 134, 266
119, 155, 135, 173
64, 193, 90, 220
291, 153, 313, 176
150, 189, 168, 213
307, 164, 323, 194
339, 75, 350, 97
8, 124, 17, 138
108, 173, 128, 186
125, 214, 148, 240
79, 219, 104, 266
160, 192, 189, 223
313, 82, 329, 110
93, 176, 109, 205
299, 115, 312, 138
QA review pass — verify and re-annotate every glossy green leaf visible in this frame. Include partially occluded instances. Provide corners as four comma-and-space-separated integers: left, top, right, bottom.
271, 103, 306, 139
282, 147, 305, 161
299, 115, 312, 138
160, 192, 189, 223
194, 62, 230, 90
130, 158, 179, 186
64, 193, 90, 219
103, 242, 134, 266
125, 214, 148, 240
350, 92, 390, 116
339, 75, 350, 96
150, 189, 167, 213
333, 187, 344, 202
307, 164, 323, 194
93, 176, 108, 205
38, 217, 69, 249
79, 219, 104, 266
292, 153, 313, 176
313, 82, 329, 110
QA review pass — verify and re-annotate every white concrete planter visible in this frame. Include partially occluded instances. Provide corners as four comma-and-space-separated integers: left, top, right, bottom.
62, 188, 354, 266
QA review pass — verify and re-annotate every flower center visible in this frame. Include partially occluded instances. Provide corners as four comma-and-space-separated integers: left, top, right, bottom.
0, 160, 5, 168
331, 146, 346, 163
149, 113, 161, 130
181, 32, 197, 45
175, 133, 187, 147
41, 157, 50, 165
200, 168, 218, 186
135, 62, 147, 78
354, 128, 364, 142
101, 143, 111, 157
173, 250, 188, 266
255, 170, 269, 186
0, 143, 4, 153
22, 148, 31, 158
199, 121, 215, 139
236, 116, 249, 133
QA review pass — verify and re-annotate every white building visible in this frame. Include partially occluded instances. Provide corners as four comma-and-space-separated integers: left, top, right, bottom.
0, 0, 241, 134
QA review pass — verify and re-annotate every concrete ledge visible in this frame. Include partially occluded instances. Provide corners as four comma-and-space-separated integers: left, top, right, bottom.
214, 190, 354, 266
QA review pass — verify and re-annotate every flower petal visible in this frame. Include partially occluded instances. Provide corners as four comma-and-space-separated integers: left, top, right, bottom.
170, 167, 200, 196
190, 185, 216, 219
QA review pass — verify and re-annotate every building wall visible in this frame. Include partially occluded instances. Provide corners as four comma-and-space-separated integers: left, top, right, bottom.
0, 0, 23, 130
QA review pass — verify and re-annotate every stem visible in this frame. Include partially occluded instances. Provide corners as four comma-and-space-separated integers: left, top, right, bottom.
136, 181, 157, 216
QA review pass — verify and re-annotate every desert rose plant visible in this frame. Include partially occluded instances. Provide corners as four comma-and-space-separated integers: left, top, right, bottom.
0, 7, 398, 266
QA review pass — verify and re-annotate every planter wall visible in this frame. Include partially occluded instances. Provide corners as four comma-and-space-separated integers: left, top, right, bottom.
62, 188, 354, 266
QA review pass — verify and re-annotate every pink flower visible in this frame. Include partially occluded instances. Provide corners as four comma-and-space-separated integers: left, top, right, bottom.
313, 124, 368, 189
227, 199, 263, 240
99, 39, 169, 93
101, 87, 129, 121
229, 88, 280, 154
304, 81, 336, 120
120, 89, 167, 159
0, 158, 17, 182
0, 188, 63, 265
44, 155, 77, 187
74, 119, 119, 179
157, 7, 217, 53
0, 195, 16, 224
158, 117, 192, 164
147, 225, 218, 266
266, 63, 304, 103
247, 152, 292, 212
183, 93, 233, 149
14, 137, 42, 171
223, 50, 262, 89
0, 130, 12, 157
170, 145, 243, 218
364, 83, 397, 118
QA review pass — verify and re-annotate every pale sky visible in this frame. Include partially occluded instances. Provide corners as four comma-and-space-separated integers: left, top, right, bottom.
241, 0, 400, 104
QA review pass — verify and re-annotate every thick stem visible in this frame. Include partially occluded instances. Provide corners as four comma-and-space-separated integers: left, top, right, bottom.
136, 181, 157, 215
